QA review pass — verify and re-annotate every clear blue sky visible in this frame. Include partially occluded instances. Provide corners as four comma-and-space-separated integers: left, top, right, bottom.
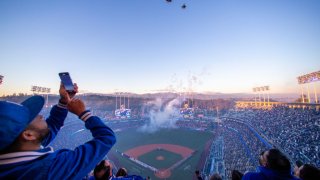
1, 0, 320, 95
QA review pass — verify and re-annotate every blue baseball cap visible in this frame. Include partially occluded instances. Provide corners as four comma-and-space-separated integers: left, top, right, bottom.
0, 96, 45, 150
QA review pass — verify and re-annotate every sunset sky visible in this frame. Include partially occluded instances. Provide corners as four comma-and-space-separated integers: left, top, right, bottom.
1, 0, 320, 95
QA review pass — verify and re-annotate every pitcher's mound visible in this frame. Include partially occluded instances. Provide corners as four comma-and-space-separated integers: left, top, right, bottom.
156, 156, 164, 161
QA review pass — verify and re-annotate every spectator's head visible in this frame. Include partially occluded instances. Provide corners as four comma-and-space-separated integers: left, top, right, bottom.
0, 96, 46, 153
295, 160, 304, 168
231, 170, 243, 180
210, 173, 222, 180
195, 170, 201, 176
115, 167, 127, 177
294, 160, 304, 177
259, 150, 267, 166
93, 160, 113, 180
261, 149, 291, 172
298, 164, 320, 180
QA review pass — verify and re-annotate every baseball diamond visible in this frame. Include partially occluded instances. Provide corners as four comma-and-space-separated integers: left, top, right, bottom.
137, 148, 184, 169
109, 128, 213, 179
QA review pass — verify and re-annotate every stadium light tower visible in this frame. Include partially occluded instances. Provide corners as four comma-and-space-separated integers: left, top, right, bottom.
0, 75, 4, 86
120, 92, 122, 108
115, 92, 118, 110
127, 92, 130, 109
123, 92, 127, 109
297, 71, 320, 104
253, 86, 270, 107
300, 85, 305, 103
253, 87, 257, 106
253, 87, 262, 106
120, 92, 130, 109
115, 92, 128, 108
257, 87, 261, 105
120, 92, 124, 108
265, 86, 270, 106
314, 83, 318, 103
31, 85, 51, 107
261, 86, 266, 106
115, 91, 123, 110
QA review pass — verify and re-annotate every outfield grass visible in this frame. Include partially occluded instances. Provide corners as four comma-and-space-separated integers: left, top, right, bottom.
110, 128, 213, 180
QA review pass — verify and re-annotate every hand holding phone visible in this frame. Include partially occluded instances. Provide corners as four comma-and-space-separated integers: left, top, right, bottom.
59, 72, 75, 93
59, 72, 78, 104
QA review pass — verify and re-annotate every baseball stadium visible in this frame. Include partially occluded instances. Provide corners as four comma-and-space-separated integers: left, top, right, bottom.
2, 83, 318, 180
1, 1, 320, 180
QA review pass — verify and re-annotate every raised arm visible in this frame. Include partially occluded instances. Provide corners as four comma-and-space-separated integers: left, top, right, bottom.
41, 83, 78, 146
48, 98, 116, 179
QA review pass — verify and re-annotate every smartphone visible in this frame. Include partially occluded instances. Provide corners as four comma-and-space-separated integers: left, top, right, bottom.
59, 72, 75, 92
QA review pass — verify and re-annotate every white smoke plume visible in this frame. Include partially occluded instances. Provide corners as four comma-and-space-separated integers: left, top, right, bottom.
139, 98, 181, 133
168, 68, 210, 94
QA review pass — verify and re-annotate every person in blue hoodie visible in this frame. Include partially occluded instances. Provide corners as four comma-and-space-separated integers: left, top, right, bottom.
0, 83, 116, 179
242, 149, 300, 180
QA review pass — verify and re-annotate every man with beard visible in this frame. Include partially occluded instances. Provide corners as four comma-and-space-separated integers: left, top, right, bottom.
0, 83, 116, 179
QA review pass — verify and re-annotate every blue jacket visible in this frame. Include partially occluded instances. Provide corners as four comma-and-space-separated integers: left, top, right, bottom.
242, 166, 300, 180
89, 175, 145, 180
111, 175, 145, 180
0, 104, 116, 180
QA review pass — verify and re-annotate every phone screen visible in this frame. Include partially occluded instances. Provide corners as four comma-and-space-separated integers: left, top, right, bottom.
59, 72, 74, 92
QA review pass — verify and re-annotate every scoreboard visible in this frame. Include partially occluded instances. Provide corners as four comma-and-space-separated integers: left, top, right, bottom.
115, 108, 131, 118
298, 71, 320, 84
180, 108, 194, 118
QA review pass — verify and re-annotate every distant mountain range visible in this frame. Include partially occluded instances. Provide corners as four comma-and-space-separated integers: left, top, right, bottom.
79, 92, 300, 102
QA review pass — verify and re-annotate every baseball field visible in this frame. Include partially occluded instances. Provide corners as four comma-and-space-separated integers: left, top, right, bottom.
109, 127, 213, 180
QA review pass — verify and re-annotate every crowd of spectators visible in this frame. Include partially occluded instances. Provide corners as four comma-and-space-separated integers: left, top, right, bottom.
203, 136, 225, 179
176, 119, 210, 130
225, 106, 320, 167
201, 107, 313, 179
221, 125, 256, 179
223, 119, 270, 163
201, 118, 271, 179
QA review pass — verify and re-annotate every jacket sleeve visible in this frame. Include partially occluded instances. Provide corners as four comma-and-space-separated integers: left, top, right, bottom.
242, 172, 259, 180
41, 104, 68, 147
47, 115, 116, 180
